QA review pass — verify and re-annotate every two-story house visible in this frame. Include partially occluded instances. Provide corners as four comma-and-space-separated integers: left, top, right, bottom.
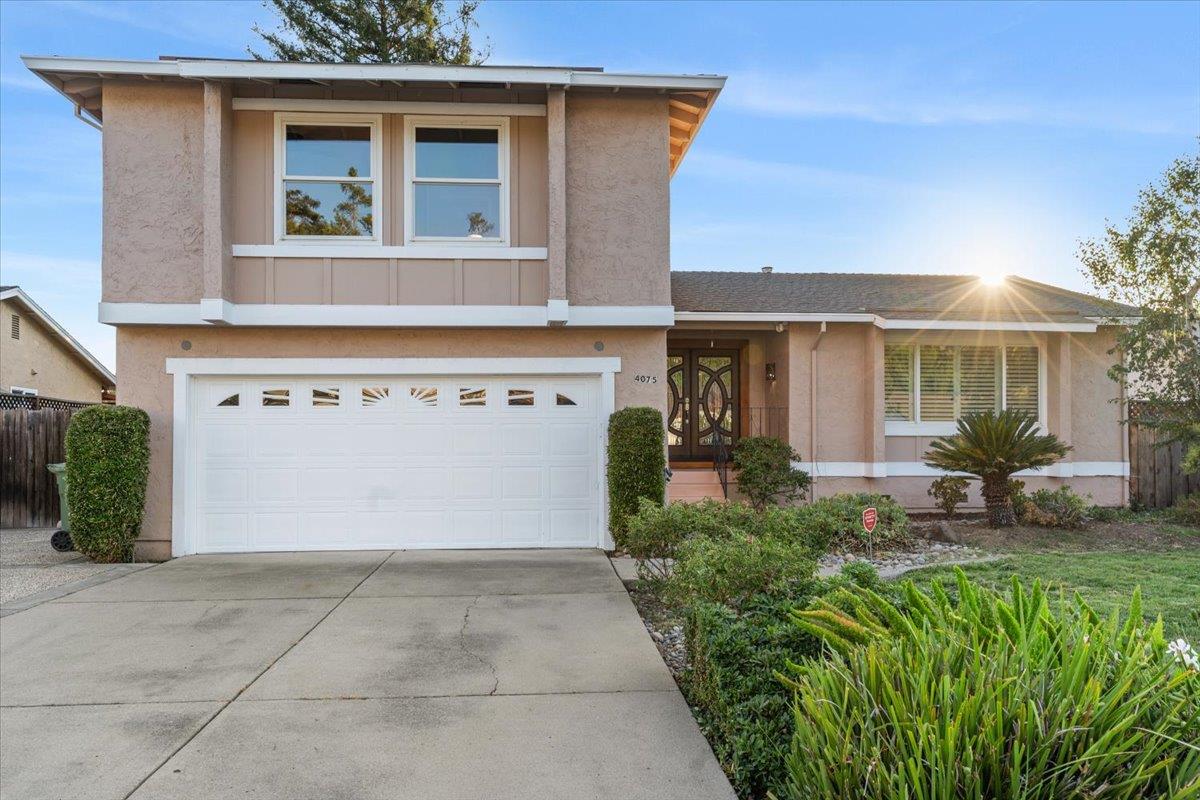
26, 56, 1132, 560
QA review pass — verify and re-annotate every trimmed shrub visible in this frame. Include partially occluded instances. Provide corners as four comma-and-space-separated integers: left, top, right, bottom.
624, 498, 736, 583
733, 436, 811, 510
793, 492, 908, 553
1021, 485, 1090, 528
668, 533, 817, 609
784, 573, 1200, 800
607, 407, 665, 547
65, 405, 150, 563
927, 475, 968, 519
684, 566, 883, 799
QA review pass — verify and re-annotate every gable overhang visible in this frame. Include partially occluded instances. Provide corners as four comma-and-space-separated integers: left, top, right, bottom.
0, 287, 116, 385
21, 56, 724, 173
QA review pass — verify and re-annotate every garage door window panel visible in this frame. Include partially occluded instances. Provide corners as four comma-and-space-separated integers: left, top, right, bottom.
261, 387, 291, 408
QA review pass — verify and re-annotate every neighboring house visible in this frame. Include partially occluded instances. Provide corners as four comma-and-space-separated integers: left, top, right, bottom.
25, 56, 1133, 561
0, 286, 115, 403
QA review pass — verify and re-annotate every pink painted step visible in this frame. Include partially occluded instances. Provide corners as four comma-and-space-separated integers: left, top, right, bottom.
667, 469, 727, 503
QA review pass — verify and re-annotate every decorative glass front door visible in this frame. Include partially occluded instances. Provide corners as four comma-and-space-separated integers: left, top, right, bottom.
667, 348, 739, 460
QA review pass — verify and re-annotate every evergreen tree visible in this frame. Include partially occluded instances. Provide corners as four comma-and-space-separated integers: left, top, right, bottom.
251, 0, 487, 64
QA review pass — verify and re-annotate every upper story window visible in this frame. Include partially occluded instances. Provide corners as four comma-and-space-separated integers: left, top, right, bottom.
275, 113, 382, 242
884, 343, 1042, 435
405, 116, 508, 244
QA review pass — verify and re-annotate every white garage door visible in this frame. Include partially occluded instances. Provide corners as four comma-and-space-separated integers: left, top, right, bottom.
189, 375, 603, 552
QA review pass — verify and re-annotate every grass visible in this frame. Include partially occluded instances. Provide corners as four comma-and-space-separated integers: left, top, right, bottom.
908, 549, 1200, 640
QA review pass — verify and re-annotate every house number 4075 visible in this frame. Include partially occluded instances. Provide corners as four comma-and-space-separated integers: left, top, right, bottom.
633, 375, 658, 384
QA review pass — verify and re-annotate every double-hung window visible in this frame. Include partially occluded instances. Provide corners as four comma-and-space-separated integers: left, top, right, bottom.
884, 342, 1042, 434
405, 116, 508, 244
276, 113, 381, 242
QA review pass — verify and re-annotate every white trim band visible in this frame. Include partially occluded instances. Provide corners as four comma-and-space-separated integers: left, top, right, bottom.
164, 356, 622, 377
231, 244, 548, 259
792, 461, 1130, 478
234, 98, 546, 116
100, 301, 674, 328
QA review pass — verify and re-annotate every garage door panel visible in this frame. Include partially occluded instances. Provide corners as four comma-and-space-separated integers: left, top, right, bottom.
254, 468, 300, 502
204, 469, 250, 503
251, 426, 303, 458
192, 374, 603, 552
550, 423, 592, 456
550, 467, 591, 500
252, 512, 299, 548
501, 510, 542, 545
299, 468, 354, 502
500, 423, 543, 456
501, 467, 542, 499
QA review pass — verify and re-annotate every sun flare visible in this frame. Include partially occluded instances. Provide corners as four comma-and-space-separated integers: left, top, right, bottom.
979, 272, 1007, 287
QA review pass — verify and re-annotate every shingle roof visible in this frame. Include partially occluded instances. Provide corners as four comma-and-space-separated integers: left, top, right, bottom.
669, 271, 1137, 322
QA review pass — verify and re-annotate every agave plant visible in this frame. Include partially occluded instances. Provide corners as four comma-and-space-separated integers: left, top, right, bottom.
923, 409, 1070, 527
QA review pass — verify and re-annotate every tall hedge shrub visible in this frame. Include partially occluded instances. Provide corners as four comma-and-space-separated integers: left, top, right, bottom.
65, 405, 150, 563
607, 406, 665, 547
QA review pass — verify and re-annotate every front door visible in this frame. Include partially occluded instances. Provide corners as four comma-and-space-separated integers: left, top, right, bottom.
667, 348, 739, 461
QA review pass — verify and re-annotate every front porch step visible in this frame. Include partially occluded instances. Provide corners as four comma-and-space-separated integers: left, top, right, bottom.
667, 469, 727, 503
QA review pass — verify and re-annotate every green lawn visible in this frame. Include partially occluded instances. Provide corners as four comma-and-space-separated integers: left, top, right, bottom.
907, 550, 1200, 640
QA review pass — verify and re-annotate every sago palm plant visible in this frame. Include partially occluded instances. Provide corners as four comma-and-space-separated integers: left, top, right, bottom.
923, 409, 1069, 527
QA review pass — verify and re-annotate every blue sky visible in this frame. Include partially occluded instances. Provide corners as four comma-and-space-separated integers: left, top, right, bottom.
1, 0, 1197, 371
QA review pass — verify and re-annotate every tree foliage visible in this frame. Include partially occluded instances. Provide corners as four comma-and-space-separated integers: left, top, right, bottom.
1079, 152, 1200, 473
251, 0, 488, 64
923, 410, 1070, 527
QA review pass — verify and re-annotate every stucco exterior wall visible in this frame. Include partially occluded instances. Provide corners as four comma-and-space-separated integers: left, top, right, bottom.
116, 325, 667, 560
102, 81, 205, 303
773, 323, 1126, 508
0, 299, 108, 401
565, 94, 671, 307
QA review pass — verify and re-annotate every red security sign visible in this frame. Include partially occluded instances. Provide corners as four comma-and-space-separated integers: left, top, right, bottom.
862, 507, 878, 534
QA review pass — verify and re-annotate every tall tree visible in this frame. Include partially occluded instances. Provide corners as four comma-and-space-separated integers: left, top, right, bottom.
251, 0, 487, 64
1079, 153, 1200, 473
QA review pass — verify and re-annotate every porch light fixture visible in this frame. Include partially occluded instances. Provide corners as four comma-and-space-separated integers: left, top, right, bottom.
766, 362, 777, 381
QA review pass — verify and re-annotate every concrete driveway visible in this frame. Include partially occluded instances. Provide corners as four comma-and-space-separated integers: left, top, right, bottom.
0, 549, 734, 800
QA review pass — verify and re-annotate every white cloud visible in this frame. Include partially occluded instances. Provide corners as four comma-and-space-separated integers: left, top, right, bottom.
724, 62, 1193, 135
42, 0, 268, 51
0, 73, 50, 92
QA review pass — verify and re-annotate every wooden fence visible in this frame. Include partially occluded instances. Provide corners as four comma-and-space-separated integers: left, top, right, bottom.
1, 407, 76, 528
1128, 412, 1200, 509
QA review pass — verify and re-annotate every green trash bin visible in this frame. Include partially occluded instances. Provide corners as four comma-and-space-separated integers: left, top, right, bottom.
46, 463, 74, 552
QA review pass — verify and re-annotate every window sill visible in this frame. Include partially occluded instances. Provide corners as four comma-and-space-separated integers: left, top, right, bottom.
232, 244, 548, 260
886, 420, 1046, 437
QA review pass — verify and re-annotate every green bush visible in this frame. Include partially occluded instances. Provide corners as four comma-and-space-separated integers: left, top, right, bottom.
65, 405, 150, 563
668, 533, 817, 609
684, 566, 883, 799
733, 436, 811, 510
784, 572, 1200, 800
1021, 485, 1090, 528
1173, 491, 1200, 526
607, 407, 665, 547
927, 475, 969, 519
624, 498, 737, 583
1007, 478, 1028, 518
793, 493, 908, 553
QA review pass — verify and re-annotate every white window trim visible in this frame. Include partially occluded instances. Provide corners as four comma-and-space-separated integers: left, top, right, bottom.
273, 112, 384, 245
403, 115, 510, 246
884, 341, 1046, 436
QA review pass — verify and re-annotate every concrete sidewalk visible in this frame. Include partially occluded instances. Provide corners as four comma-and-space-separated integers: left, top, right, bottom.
0, 549, 735, 800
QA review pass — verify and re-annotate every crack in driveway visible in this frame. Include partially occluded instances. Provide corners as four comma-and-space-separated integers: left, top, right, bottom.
458, 595, 499, 696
